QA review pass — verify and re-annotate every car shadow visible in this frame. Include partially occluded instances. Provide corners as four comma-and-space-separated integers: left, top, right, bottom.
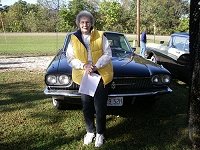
104, 79, 191, 149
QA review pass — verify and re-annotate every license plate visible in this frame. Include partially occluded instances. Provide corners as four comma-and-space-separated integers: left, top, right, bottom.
107, 97, 123, 106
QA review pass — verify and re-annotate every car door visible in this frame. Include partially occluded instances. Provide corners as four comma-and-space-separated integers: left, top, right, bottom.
176, 38, 190, 82
167, 36, 189, 80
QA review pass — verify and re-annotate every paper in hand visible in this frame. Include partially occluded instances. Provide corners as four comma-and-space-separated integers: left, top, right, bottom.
78, 71, 101, 97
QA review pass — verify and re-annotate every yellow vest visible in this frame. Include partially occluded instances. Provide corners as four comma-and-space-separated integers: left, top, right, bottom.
71, 29, 113, 85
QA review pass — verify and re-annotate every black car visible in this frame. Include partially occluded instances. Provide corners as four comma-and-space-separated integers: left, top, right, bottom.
44, 31, 172, 110
146, 32, 190, 83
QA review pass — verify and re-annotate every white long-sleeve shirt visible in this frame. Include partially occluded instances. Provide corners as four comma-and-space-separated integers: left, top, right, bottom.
66, 34, 112, 70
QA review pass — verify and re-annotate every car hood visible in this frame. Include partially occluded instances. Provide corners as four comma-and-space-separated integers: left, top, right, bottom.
46, 53, 170, 77
111, 55, 170, 77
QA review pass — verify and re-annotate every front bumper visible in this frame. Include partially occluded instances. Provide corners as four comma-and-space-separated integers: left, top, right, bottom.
44, 87, 172, 98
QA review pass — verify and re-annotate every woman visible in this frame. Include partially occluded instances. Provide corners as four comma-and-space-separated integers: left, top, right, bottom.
66, 10, 113, 147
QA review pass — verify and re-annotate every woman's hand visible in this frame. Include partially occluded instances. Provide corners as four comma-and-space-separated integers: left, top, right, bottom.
83, 64, 97, 75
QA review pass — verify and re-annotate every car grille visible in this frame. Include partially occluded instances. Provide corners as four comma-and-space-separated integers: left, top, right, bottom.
48, 82, 79, 90
109, 77, 166, 93
48, 77, 167, 94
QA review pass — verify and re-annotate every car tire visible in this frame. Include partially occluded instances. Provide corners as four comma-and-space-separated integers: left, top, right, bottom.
52, 98, 68, 110
136, 96, 159, 107
144, 98, 158, 107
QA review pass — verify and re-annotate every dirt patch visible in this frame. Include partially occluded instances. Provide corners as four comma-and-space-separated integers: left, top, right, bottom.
0, 56, 54, 72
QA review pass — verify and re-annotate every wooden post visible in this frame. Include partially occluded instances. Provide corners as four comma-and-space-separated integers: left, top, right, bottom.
137, 0, 140, 47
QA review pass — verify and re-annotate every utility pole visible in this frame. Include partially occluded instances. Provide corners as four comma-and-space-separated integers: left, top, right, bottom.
0, 0, 8, 44
56, 0, 60, 50
137, 0, 140, 47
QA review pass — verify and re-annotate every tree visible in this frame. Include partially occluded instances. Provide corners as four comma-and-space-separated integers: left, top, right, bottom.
119, 0, 137, 34
188, 0, 200, 148
1, 0, 57, 32
4, 1, 29, 32
0, 0, 190, 34
23, 4, 41, 32
177, 17, 189, 32
58, 0, 97, 32
99, 0, 122, 32
140, 0, 189, 35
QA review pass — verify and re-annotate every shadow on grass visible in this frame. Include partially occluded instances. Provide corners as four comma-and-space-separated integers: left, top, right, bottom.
0, 81, 47, 112
104, 79, 192, 149
1, 130, 85, 150
0, 79, 83, 150
0, 78, 194, 150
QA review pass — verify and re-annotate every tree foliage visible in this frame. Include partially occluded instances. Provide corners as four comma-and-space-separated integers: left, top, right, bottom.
58, 0, 98, 32
99, 1, 121, 31
0, 0, 189, 35
140, 0, 189, 34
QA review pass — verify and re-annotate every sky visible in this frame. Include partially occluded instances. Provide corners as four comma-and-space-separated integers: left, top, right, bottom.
0, 0, 37, 6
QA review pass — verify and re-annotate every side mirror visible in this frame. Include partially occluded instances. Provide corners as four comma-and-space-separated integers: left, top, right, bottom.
160, 41, 164, 44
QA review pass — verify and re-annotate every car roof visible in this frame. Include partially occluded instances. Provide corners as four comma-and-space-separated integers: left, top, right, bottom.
62, 31, 125, 52
171, 32, 189, 38
104, 31, 123, 35
67, 31, 123, 35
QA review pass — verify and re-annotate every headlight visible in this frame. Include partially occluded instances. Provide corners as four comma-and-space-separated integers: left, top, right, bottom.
46, 74, 72, 85
58, 75, 70, 85
151, 74, 171, 84
162, 75, 170, 84
151, 75, 159, 83
46, 75, 57, 85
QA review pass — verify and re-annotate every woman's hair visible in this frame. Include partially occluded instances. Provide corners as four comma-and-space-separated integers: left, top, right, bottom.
76, 10, 95, 27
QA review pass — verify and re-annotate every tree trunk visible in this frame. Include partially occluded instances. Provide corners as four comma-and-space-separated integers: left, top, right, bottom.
188, 0, 200, 148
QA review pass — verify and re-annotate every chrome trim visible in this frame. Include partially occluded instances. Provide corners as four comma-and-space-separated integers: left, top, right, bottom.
44, 87, 172, 97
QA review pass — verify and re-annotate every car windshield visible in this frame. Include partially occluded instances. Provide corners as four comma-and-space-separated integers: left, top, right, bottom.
105, 33, 133, 57
171, 36, 189, 51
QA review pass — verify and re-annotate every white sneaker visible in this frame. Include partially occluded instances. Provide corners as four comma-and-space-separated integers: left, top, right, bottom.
83, 132, 95, 145
95, 133, 104, 147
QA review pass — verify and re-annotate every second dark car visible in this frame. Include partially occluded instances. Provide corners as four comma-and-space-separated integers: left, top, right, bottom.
44, 31, 172, 110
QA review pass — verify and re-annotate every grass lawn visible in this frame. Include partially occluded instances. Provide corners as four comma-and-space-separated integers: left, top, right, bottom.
0, 33, 156, 56
0, 34, 66, 56
0, 33, 193, 150
0, 71, 192, 150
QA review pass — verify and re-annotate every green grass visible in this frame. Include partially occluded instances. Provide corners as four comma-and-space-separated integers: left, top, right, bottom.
0, 34, 158, 56
0, 35, 66, 56
0, 70, 194, 150
0, 34, 194, 149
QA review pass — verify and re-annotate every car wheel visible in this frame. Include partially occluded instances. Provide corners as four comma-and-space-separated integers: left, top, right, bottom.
144, 98, 158, 107
136, 96, 159, 107
52, 97, 68, 110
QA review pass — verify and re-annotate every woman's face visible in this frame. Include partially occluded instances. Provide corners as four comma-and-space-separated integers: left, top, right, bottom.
79, 16, 92, 35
